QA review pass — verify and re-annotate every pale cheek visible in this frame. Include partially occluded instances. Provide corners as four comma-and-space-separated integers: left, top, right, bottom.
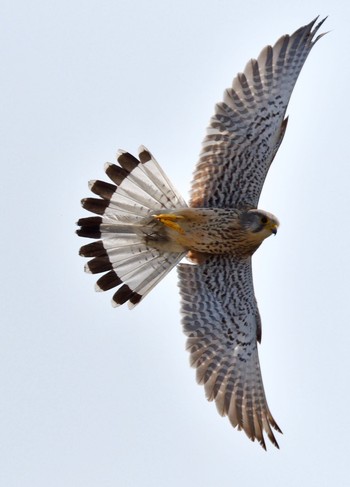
263, 229, 274, 239
251, 229, 272, 243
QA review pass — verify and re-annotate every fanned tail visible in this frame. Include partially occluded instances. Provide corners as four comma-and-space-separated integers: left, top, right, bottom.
77, 147, 187, 308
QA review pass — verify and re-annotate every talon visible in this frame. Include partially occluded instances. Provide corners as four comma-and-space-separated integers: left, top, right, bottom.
153, 213, 185, 234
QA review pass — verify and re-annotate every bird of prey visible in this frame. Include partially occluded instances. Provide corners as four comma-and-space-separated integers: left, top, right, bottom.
77, 17, 326, 449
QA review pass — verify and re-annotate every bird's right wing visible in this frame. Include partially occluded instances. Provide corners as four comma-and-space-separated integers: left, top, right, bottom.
178, 255, 281, 449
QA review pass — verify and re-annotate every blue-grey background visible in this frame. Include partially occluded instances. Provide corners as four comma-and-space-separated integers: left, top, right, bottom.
1, 1, 349, 485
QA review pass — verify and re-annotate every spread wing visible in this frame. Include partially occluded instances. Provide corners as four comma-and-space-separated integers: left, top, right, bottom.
190, 17, 326, 209
178, 256, 281, 449
178, 19, 326, 448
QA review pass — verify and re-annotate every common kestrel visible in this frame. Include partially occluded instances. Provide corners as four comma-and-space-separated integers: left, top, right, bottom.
77, 17, 326, 449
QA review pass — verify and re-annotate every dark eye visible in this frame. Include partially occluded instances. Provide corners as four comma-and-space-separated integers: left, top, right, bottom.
261, 215, 268, 224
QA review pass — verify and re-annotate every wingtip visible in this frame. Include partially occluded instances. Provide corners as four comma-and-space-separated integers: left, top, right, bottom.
311, 15, 329, 42
260, 438, 267, 451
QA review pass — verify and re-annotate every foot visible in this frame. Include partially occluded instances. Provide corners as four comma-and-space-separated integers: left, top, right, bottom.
153, 213, 185, 234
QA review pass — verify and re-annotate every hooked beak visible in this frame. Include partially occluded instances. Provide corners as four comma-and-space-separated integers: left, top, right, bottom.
271, 225, 278, 236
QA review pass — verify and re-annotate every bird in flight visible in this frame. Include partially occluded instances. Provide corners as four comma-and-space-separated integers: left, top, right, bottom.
77, 17, 326, 449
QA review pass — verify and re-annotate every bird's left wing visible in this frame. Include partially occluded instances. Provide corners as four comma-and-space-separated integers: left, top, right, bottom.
190, 17, 326, 209
178, 255, 281, 449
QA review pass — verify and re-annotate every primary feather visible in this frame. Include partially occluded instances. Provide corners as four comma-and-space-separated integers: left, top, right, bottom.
190, 17, 326, 209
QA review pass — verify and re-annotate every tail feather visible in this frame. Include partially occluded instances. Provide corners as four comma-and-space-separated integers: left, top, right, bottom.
80, 198, 109, 216
77, 146, 187, 307
111, 251, 182, 309
96, 271, 122, 291
103, 147, 186, 215
100, 169, 166, 212
89, 180, 152, 219
117, 147, 186, 208
88, 180, 116, 200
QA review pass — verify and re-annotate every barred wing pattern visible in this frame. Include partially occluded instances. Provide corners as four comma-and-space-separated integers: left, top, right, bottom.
178, 18, 326, 448
178, 256, 281, 449
190, 17, 326, 209
77, 18, 326, 450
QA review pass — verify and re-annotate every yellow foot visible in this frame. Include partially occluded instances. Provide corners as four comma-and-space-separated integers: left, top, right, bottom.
153, 213, 185, 234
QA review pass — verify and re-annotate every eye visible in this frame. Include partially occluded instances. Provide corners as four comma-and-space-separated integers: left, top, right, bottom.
260, 215, 268, 224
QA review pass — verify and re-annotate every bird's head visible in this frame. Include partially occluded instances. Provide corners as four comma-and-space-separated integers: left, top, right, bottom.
240, 209, 279, 241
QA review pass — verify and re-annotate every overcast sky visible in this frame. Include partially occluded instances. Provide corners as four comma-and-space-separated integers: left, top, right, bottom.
1, 1, 349, 486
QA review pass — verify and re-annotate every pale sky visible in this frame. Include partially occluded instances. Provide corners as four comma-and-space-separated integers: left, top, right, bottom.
1, 1, 349, 486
